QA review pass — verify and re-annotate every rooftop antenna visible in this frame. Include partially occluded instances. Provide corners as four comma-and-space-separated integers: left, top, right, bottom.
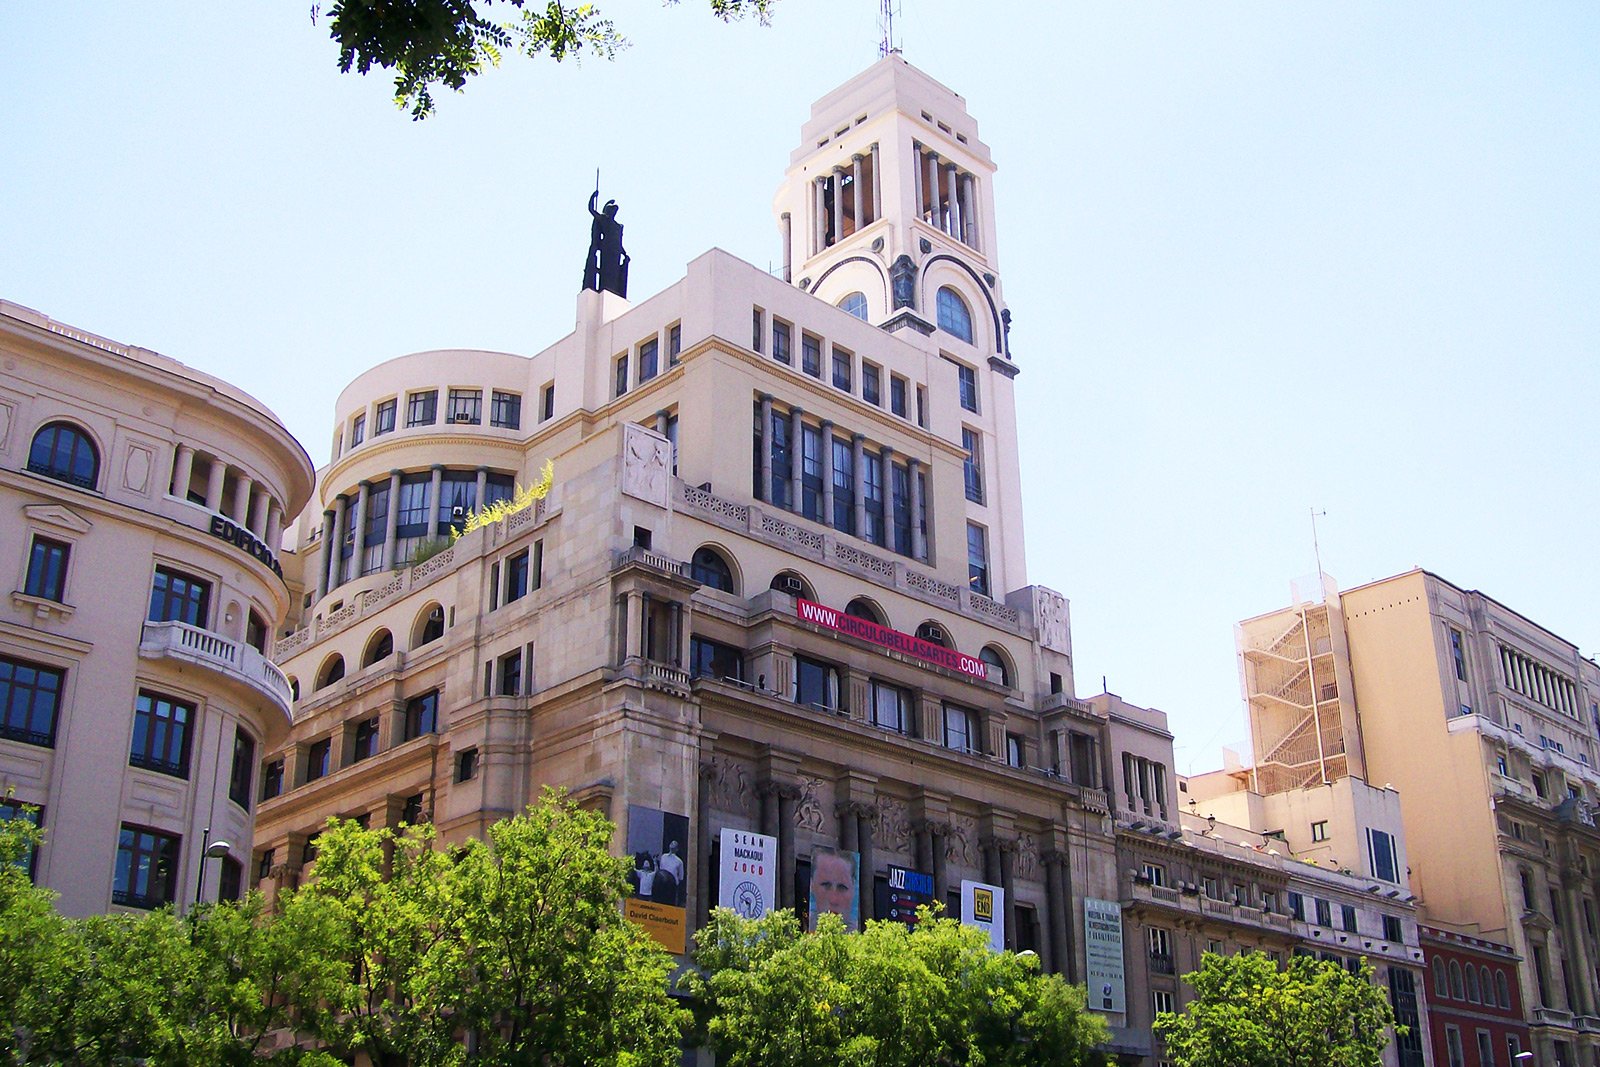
878, 0, 901, 56
1310, 507, 1327, 581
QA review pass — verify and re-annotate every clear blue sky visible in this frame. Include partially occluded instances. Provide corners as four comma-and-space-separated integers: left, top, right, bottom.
4, 2, 1596, 770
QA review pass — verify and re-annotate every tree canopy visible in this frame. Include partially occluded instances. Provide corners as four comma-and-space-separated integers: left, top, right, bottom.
1153, 951, 1400, 1067
684, 907, 1110, 1067
313, 0, 780, 118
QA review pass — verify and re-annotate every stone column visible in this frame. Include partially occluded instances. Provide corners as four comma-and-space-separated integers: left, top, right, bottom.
778, 784, 799, 911
870, 142, 882, 222
820, 420, 835, 528
316, 509, 334, 600
170, 444, 194, 499
428, 465, 443, 538
912, 145, 924, 219
246, 486, 266, 537
696, 762, 716, 936
879, 446, 894, 548
350, 482, 370, 578
381, 471, 402, 570
205, 457, 227, 512
232, 474, 253, 525
1044, 849, 1075, 980
908, 457, 925, 561
997, 841, 1017, 951
852, 155, 864, 236
789, 407, 804, 514
265, 499, 283, 553
1560, 883, 1597, 1016
832, 168, 846, 241
327, 494, 348, 591
852, 435, 867, 538
838, 802, 859, 852
474, 467, 488, 516
780, 211, 792, 282
621, 591, 644, 665
960, 173, 976, 246
857, 805, 876, 925
929, 823, 948, 904
925, 150, 940, 227
945, 163, 959, 238
814, 178, 826, 253
655, 410, 670, 437
759, 395, 774, 504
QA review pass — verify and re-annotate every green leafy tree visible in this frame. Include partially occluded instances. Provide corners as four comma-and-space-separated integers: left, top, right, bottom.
0, 813, 75, 1062
1153, 951, 1399, 1067
684, 907, 1109, 1067
313, 0, 780, 118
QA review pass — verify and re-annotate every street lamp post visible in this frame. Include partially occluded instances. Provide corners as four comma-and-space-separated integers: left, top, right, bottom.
194, 826, 234, 911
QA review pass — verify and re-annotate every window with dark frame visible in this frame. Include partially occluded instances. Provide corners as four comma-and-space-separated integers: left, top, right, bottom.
668, 323, 682, 364
862, 362, 881, 405
499, 651, 522, 696
638, 339, 660, 382
456, 748, 480, 782
404, 690, 440, 741
351, 413, 366, 446
831, 437, 854, 533
490, 390, 522, 429
0, 800, 42, 881
870, 680, 912, 735
406, 389, 438, 427
890, 375, 908, 417
228, 727, 255, 809
400, 792, 426, 825
148, 566, 210, 626
505, 549, 530, 603
305, 737, 331, 782
690, 636, 744, 681
831, 345, 851, 390
615, 354, 629, 397
374, 398, 397, 435
130, 691, 194, 778
261, 758, 284, 800
966, 523, 989, 595
772, 321, 792, 365
962, 428, 984, 504
957, 363, 978, 412
113, 824, 180, 909
27, 422, 99, 489
795, 656, 841, 710
540, 383, 556, 422
447, 388, 482, 424
353, 716, 380, 761
24, 536, 69, 602
943, 703, 976, 752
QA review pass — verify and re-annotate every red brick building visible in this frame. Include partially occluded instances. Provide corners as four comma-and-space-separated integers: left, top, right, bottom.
1422, 925, 1531, 1067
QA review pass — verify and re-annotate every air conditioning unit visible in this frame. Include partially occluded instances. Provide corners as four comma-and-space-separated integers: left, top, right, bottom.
922, 625, 947, 645
451, 505, 466, 520
780, 576, 805, 595
451, 412, 475, 423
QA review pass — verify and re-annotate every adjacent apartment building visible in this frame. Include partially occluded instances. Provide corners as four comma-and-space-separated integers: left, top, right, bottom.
251, 53, 1127, 1023
0, 300, 313, 915
1220, 570, 1600, 1067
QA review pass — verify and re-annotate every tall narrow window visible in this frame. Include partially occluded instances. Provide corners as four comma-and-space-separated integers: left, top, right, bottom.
406, 390, 438, 427
540, 383, 556, 422
668, 323, 682, 364
967, 523, 990, 596
772, 321, 791, 366
862, 363, 881, 405
751, 309, 763, 353
130, 691, 194, 778
936, 287, 974, 344
505, 549, 530, 603
148, 566, 210, 626
228, 728, 255, 809
490, 390, 522, 429
802, 334, 822, 377
891, 461, 912, 556
862, 449, 884, 545
304, 738, 331, 782
800, 424, 824, 521
831, 437, 854, 534
962, 428, 984, 504
0, 656, 63, 748
615, 354, 629, 397
0, 800, 42, 881
353, 716, 380, 761
404, 690, 440, 741
943, 703, 977, 752
361, 480, 389, 576
374, 398, 397, 435
769, 410, 792, 510
1449, 628, 1468, 682
24, 537, 70, 602
351, 413, 366, 446
113, 825, 179, 909
832, 346, 852, 391
499, 651, 523, 696
890, 375, 908, 417
638, 338, 660, 382
1368, 828, 1399, 883
870, 681, 911, 735
957, 364, 979, 413
261, 759, 284, 800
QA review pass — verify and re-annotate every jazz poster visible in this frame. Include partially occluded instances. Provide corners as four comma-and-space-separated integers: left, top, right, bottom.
718, 827, 777, 920
961, 879, 1006, 952
625, 805, 690, 954
808, 846, 860, 931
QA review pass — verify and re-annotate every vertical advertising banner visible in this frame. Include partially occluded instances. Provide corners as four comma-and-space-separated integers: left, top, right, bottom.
1083, 897, 1126, 1015
961, 879, 1006, 952
718, 827, 777, 920
625, 805, 690, 954
876, 864, 935, 927
809, 847, 860, 931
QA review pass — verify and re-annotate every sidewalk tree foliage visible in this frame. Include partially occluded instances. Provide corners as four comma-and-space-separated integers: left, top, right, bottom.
0, 790, 687, 1066
312, 0, 780, 118
683, 907, 1110, 1067
1153, 951, 1399, 1067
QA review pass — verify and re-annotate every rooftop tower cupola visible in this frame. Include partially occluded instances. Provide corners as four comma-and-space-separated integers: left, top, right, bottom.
774, 56, 1006, 354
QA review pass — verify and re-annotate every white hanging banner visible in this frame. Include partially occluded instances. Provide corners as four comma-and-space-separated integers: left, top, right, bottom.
960, 878, 1006, 952
1084, 897, 1126, 1015
718, 827, 777, 920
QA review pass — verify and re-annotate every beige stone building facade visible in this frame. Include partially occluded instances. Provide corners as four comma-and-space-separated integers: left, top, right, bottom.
0, 299, 313, 916
252, 55, 1125, 1024
1228, 570, 1600, 1067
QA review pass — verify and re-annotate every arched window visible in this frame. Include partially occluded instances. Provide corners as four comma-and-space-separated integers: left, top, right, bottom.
936, 287, 973, 344
1464, 962, 1480, 1003
1495, 969, 1510, 1008
413, 603, 445, 648
915, 621, 952, 648
363, 628, 394, 667
1448, 960, 1464, 1000
838, 292, 869, 321
1432, 957, 1448, 997
844, 598, 886, 626
27, 421, 100, 489
770, 571, 814, 601
315, 654, 346, 691
980, 645, 1011, 687
691, 547, 736, 594
1480, 967, 1495, 1006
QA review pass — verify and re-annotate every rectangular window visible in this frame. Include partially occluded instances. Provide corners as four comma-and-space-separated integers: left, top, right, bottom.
831, 437, 855, 534
1444, 1027, 1465, 1067
967, 523, 990, 596
772, 321, 792, 366
499, 651, 522, 696
1287, 891, 1305, 920
916, 384, 927, 428
1068, 731, 1099, 786
113, 824, 180, 910
795, 656, 840, 710
832, 345, 852, 391
690, 636, 744, 681
1141, 862, 1167, 887
962, 428, 984, 504
1311, 820, 1328, 842
862, 362, 881, 405
1475, 1032, 1495, 1067
862, 449, 884, 545
801, 334, 823, 378
456, 748, 480, 783
1368, 828, 1399, 883
228, 727, 255, 809
891, 461, 912, 556
490, 390, 522, 429
871, 681, 912, 735
447, 388, 482, 424
130, 691, 194, 778
304, 737, 331, 782
540, 383, 556, 422
261, 758, 284, 800
1006, 732, 1024, 768
668, 323, 682, 364
890, 375, 908, 417
218, 855, 244, 902
1383, 914, 1403, 943
404, 690, 439, 741
351, 413, 366, 446
401, 792, 426, 825
800, 423, 824, 521
751, 309, 763, 352
769, 410, 792, 510
1315, 898, 1332, 927
374, 398, 397, 435
1152, 990, 1174, 1016
0, 800, 42, 881
352, 716, 379, 761
1449, 627, 1468, 682
638, 338, 660, 382
1341, 904, 1358, 932
406, 389, 438, 427
149, 566, 210, 626
505, 549, 530, 603
943, 703, 977, 753
957, 364, 978, 412
24, 536, 70, 601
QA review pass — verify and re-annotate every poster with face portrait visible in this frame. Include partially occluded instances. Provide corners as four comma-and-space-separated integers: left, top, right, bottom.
624, 805, 690, 954
808, 847, 860, 931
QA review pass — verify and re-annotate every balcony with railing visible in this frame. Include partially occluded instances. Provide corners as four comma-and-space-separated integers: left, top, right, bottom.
141, 620, 294, 723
